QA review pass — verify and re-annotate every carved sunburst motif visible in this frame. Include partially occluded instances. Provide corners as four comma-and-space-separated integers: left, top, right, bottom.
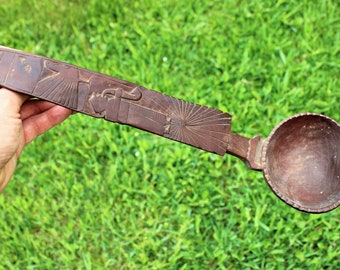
33, 61, 80, 109
146, 93, 231, 155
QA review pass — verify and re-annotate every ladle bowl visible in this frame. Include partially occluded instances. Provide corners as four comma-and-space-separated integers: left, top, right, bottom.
263, 113, 340, 213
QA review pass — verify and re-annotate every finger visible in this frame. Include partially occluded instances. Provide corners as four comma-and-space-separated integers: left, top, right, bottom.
22, 105, 72, 144
0, 88, 29, 117
20, 100, 58, 120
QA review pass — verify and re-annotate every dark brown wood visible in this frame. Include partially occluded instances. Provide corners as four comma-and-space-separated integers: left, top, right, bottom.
1, 46, 340, 213
0, 46, 232, 156
263, 113, 340, 213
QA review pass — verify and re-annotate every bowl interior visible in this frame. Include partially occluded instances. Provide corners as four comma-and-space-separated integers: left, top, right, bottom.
263, 114, 340, 213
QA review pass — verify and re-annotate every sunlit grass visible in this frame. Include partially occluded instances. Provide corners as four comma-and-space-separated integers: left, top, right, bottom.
0, 0, 339, 269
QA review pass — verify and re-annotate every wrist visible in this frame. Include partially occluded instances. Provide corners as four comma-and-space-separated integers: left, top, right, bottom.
0, 156, 17, 192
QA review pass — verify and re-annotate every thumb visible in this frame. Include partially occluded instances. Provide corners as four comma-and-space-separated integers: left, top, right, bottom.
0, 88, 29, 190
0, 88, 28, 162
0, 88, 29, 116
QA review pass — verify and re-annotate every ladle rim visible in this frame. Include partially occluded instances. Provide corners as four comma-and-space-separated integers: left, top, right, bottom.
262, 112, 340, 213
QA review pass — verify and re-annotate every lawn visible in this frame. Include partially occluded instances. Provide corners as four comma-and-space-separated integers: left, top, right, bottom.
0, 0, 339, 269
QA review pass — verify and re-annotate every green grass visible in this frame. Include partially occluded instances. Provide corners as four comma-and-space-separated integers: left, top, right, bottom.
0, 0, 339, 269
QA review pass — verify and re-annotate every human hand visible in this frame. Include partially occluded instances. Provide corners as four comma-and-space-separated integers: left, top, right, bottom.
0, 88, 73, 191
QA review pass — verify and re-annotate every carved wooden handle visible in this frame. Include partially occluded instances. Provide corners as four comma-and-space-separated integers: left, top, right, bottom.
0, 46, 231, 155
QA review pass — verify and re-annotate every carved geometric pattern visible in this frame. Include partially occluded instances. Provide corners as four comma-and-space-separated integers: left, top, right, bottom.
0, 46, 230, 155
33, 60, 80, 109
147, 93, 230, 155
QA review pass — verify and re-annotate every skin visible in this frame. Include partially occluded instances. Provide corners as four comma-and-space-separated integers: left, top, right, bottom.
0, 88, 72, 191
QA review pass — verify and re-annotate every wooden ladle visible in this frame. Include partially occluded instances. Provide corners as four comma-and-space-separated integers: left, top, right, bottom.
1, 46, 339, 213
